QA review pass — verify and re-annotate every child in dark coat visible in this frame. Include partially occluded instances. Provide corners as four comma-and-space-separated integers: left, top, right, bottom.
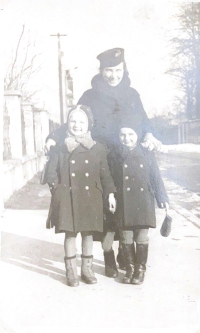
102, 123, 169, 285
45, 105, 116, 287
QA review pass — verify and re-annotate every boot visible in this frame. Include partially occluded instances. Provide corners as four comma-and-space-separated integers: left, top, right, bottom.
116, 246, 126, 270
81, 255, 97, 284
104, 249, 118, 278
64, 255, 79, 287
122, 244, 135, 284
131, 244, 148, 285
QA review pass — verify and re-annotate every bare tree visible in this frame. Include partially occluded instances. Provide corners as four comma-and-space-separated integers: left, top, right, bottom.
167, 2, 200, 120
4, 25, 42, 102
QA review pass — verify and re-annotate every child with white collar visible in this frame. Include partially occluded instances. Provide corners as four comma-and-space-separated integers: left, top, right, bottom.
45, 105, 116, 287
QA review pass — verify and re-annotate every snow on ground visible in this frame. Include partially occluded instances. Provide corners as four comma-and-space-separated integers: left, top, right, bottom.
161, 143, 200, 154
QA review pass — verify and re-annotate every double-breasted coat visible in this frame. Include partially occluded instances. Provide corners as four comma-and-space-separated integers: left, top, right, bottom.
46, 142, 116, 234
107, 144, 169, 229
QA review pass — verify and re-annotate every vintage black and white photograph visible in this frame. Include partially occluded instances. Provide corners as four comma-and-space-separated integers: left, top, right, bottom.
0, 1, 200, 332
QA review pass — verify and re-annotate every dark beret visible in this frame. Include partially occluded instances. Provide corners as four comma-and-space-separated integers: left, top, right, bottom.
97, 48, 124, 68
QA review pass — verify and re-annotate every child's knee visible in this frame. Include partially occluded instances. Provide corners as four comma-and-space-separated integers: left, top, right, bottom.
102, 232, 115, 252
136, 239, 149, 245
120, 230, 133, 245
134, 229, 149, 244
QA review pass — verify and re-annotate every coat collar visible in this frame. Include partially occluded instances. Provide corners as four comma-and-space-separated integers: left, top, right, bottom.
70, 144, 90, 155
91, 73, 131, 106
60, 140, 96, 155
118, 144, 144, 161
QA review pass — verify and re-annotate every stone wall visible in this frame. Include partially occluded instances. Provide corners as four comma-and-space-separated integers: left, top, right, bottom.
3, 91, 50, 201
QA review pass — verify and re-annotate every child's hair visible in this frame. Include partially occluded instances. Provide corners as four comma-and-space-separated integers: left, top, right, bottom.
67, 105, 94, 131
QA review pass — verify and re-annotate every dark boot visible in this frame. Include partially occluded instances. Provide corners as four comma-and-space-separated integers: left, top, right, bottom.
104, 249, 118, 278
122, 244, 135, 284
64, 256, 79, 287
116, 246, 126, 270
131, 244, 148, 285
81, 255, 97, 284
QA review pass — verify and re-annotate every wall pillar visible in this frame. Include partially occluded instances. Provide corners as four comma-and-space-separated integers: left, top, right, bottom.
33, 109, 43, 152
21, 103, 35, 155
4, 90, 22, 159
33, 108, 49, 152
0, 18, 3, 213
40, 109, 49, 148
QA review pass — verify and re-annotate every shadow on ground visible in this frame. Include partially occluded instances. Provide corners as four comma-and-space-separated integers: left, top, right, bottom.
4, 173, 51, 210
1, 232, 123, 284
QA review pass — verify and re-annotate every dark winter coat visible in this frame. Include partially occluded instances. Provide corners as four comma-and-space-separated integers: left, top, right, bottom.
107, 144, 169, 229
46, 142, 116, 234
46, 73, 151, 147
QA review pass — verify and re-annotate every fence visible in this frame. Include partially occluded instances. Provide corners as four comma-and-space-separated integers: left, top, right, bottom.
3, 90, 50, 201
178, 119, 200, 144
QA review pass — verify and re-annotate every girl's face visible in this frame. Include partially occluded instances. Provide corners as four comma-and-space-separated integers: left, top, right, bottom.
119, 128, 138, 149
101, 62, 124, 86
68, 110, 88, 136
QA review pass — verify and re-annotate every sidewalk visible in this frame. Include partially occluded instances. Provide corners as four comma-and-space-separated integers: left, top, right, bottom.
1, 143, 200, 333
1, 206, 200, 333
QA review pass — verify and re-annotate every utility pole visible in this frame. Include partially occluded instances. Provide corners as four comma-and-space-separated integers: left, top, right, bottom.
50, 33, 67, 125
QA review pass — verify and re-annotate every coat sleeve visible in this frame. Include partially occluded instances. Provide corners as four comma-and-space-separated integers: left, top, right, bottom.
99, 146, 116, 197
107, 150, 120, 190
132, 89, 153, 136
45, 146, 59, 186
147, 151, 169, 207
77, 91, 92, 106
46, 124, 68, 144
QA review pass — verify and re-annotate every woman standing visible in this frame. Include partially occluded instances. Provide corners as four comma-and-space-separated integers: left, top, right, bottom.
46, 48, 160, 150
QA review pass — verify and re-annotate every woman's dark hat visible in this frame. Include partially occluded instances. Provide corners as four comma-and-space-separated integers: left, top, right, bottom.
67, 105, 94, 130
97, 48, 124, 68
160, 214, 172, 237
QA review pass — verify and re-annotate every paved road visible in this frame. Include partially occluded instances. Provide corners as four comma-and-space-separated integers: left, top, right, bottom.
157, 153, 200, 194
157, 153, 200, 225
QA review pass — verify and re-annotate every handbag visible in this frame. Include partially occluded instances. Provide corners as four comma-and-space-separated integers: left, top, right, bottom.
160, 213, 172, 237
40, 155, 49, 185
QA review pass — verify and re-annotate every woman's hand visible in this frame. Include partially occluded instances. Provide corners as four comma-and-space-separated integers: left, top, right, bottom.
108, 193, 116, 214
141, 133, 162, 151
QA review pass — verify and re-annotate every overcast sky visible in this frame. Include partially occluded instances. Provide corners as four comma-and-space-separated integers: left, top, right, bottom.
1, 0, 188, 122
